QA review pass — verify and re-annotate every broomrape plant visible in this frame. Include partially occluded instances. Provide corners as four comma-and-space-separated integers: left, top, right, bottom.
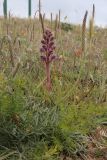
40, 29, 57, 91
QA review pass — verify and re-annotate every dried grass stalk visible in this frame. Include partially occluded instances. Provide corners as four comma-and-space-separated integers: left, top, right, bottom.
12, 62, 20, 77
89, 4, 95, 41
51, 13, 53, 30
92, 4, 95, 20
55, 14, 58, 38
40, 13, 45, 34
39, 0, 41, 20
58, 10, 61, 29
82, 10, 88, 52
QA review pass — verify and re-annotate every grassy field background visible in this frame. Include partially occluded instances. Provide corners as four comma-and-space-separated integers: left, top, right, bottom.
0, 11, 107, 160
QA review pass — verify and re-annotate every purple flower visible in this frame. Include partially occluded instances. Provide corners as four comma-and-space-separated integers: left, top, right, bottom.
49, 54, 57, 62
40, 29, 58, 91
41, 55, 47, 62
40, 29, 56, 64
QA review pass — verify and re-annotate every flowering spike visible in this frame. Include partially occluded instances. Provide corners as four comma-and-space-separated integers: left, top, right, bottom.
40, 29, 57, 91
40, 29, 56, 63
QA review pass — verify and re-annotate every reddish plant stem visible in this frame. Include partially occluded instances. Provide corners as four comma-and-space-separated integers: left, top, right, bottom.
45, 62, 51, 91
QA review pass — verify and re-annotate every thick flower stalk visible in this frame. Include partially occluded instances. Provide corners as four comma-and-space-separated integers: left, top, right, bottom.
40, 29, 56, 90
